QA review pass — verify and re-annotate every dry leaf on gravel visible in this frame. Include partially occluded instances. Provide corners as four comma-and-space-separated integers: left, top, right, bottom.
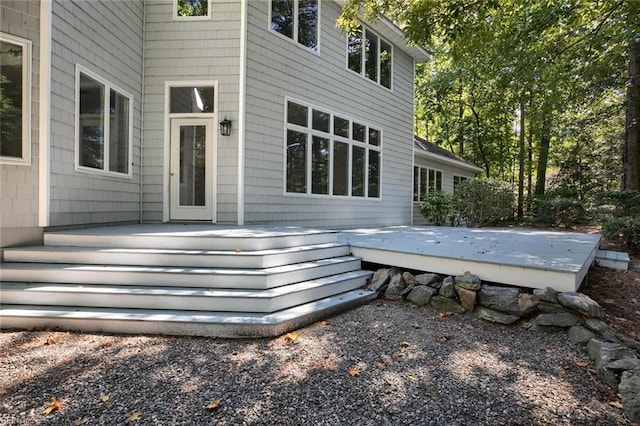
125, 410, 142, 422
575, 360, 589, 367
285, 332, 298, 342
100, 394, 110, 402
43, 396, 63, 415
205, 399, 222, 411
608, 401, 623, 409
348, 367, 360, 376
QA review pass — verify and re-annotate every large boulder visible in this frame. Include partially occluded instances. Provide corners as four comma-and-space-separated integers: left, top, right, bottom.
455, 286, 477, 312
402, 272, 419, 286
478, 284, 538, 316
557, 292, 605, 318
369, 267, 402, 292
619, 367, 640, 422
587, 339, 638, 388
415, 273, 439, 287
531, 312, 580, 328
475, 306, 520, 325
384, 274, 406, 301
429, 296, 466, 314
537, 301, 571, 314
439, 276, 457, 298
533, 287, 559, 304
567, 326, 596, 346
406, 286, 436, 307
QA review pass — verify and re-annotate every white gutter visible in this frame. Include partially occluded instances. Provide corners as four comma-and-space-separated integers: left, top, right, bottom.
38, 0, 52, 227
414, 150, 484, 174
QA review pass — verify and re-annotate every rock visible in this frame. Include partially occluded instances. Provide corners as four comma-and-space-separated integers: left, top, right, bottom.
407, 286, 436, 307
532, 312, 580, 328
402, 272, 419, 286
587, 339, 638, 388
476, 306, 520, 324
429, 296, 466, 314
567, 326, 596, 345
619, 367, 640, 422
369, 268, 401, 292
537, 301, 571, 314
401, 284, 415, 297
455, 286, 477, 312
454, 273, 481, 291
478, 285, 537, 316
439, 277, 456, 298
557, 292, 604, 318
415, 273, 438, 287
585, 318, 640, 352
533, 287, 559, 304
607, 358, 640, 372
384, 274, 406, 301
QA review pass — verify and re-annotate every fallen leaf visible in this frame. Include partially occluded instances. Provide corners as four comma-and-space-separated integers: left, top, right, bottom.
437, 312, 453, 318
285, 332, 298, 342
348, 367, 360, 377
442, 334, 453, 341
320, 320, 330, 326
406, 373, 416, 381
608, 400, 623, 409
376, 362, 387, 369
234, 248, 242, 253
575, 360, 589, 367
205, 399, 222, 411
100, 394, 110, 402
45, 338, 57, 346
587, 368, 597, 374
43, 397, 63, 415
125, 410, 142, 422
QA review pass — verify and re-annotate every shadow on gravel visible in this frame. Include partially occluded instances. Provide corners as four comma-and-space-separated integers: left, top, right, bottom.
0, 302, 628, 425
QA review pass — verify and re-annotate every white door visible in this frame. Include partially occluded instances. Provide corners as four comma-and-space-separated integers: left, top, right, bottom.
170, 118, 215, 221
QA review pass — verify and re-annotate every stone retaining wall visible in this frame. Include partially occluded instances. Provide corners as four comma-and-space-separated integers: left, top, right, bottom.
369, 268, 640, 422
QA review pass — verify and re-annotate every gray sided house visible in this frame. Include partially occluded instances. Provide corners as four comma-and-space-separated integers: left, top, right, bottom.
1, 0, 430, 248
412, 135, 483, 225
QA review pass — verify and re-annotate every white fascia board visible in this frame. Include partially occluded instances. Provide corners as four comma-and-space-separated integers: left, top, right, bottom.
414, 150, 484, 174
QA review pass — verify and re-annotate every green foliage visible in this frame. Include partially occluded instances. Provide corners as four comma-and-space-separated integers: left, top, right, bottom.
177, 0, 207, 17
452, 178, 514, 227
419, 190, 451, 226
602, 216, 640, 249
534, 198, 585, 227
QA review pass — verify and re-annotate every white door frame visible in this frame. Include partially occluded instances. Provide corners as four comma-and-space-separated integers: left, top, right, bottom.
163, 80, 218, 222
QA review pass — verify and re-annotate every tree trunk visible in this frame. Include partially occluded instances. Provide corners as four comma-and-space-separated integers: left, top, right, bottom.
535, 104, 552, 197
517, 102, 525, 218
457, 86, 465, 156
527, 117, 533, 212
623, 37, 640, 191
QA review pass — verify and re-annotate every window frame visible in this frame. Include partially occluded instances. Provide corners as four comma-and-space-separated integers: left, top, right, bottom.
173, 0, 212, 21
269, 0, 321, 54
0, 32, 32, 165
413, 166, 443, 202
346, 23, 393, 90
75, 65, 134, 178
284, 97, 382, 199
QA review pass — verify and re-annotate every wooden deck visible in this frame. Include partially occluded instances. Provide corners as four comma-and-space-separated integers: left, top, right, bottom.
338, 226, 601, 293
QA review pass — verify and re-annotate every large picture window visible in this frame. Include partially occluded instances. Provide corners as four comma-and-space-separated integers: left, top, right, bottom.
347, 24, 392, 89
413, 166, 443, 201
0, 33, 31, 164
270, 0, 318, 51
285, 99, 381, 198
76, 66, 133, 176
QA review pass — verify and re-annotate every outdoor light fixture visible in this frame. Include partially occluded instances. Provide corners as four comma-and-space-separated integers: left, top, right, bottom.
219, 117, 232, 136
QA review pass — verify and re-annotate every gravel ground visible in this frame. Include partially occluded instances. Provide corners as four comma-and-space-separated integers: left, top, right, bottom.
0, 300, 630, 425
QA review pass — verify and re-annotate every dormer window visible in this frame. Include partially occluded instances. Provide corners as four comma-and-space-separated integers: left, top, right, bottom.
270, 0, 318, 51
347, 24, 392, 89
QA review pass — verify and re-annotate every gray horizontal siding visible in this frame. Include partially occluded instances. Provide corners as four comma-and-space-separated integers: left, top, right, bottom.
243, 1, 415, 228
48, 0, 144, 227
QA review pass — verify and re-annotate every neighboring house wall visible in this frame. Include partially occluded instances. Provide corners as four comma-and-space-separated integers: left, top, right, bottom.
243, 1, 415, 227
47, 0, 143, 227
0, 0, 41, 247
412, 154, 480, 225
142, 0, 241, 223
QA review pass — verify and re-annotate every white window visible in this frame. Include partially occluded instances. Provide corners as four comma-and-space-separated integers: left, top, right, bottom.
0, 33, 31, 165
76, 66, 133, 177
453, 175, 467, 192
270, 0, 319, 51
285, 99, 381, 198
347, 24, 392, 89
174, 0, 211, 20
413, 166, 442, 201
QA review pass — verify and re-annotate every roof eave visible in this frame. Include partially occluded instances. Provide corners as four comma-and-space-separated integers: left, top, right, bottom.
414, 149, 484, 174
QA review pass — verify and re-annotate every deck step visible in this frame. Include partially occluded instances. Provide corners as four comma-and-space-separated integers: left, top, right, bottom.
2, 243, 351, 268
0, 289, 378, 338
1, 270, 371, 313
44, 225, 338, 251
595, 250, 630, 271
0, 256, 362, 289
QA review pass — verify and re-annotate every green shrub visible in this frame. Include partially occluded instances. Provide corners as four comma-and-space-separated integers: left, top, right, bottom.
420, 190, 451, 226
592, 191, 640, 220
602, 216, 640, 248
452, 178, 514, 227
534, 198, 585, 227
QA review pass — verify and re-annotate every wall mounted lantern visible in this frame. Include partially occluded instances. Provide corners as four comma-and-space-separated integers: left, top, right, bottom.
219, 117, 232, 136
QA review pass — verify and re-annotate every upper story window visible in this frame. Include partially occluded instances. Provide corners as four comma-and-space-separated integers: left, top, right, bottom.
174, 0, 211, 20
347, 24, 392, 89
285, 99, 381, 198
0, 33, 31, 165
270, 0, 318, 51
76, 66, 133, 177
